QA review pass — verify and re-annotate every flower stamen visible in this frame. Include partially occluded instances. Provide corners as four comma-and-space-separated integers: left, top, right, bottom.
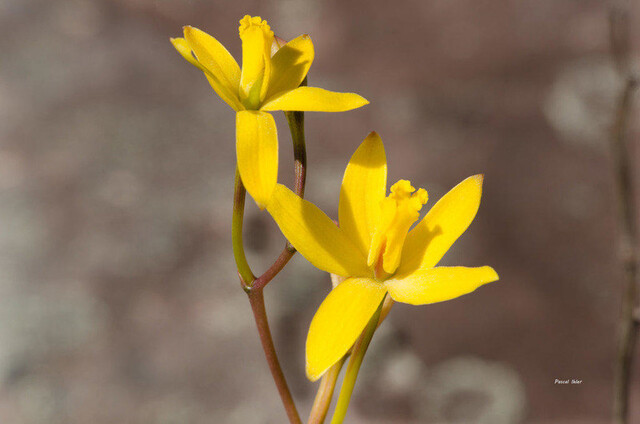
368, 180, 428, 275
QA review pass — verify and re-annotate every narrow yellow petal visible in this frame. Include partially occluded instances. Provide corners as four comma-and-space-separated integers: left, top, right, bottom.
384, 266, 498, 305
265, 35, 315, 99
397, 175, 483, 275
170, 37, 203, 69
306, 278, 386, 381
338, 132, 387, 256
261, 87, 369, 112
238, 16, 273, 107
266, 184, 370, 277
202, 73, 245, 111
183, 26, 241, 95
171, 35, 242, 110
236, 111, 278, 209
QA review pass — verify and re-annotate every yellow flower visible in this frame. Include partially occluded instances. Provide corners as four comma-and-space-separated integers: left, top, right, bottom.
170, 16, 369, 208
266, 132, 499, 381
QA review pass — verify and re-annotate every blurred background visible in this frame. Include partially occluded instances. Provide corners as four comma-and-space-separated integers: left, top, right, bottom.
1, 0, 639, 423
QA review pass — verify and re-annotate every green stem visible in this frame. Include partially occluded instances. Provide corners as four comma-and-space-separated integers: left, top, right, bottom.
286, 76, 307, 199
308, 356, 347, 424
232, 167, 255, 287
285, 108, 306, 198
330, 298, 385, 424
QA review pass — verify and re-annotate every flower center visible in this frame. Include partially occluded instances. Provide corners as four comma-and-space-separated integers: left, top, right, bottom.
367, 180, 428, 278
238, 16, 274, 109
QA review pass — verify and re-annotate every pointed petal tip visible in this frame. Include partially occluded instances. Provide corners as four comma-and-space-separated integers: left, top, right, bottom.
305, 363, 322, 382
170, 36, 187, 46
471, 174, 484, 190
485, 266, 499, 282
463, 174, 484, 190
183, 25, 201, 38
362, 131, 384, 150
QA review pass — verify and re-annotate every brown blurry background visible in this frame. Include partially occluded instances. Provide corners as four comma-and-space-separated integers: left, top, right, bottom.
1, 0, 639, 423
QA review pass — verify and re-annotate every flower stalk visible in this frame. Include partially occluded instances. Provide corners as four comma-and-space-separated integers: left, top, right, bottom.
329, 298, 385, 424
247, 289, 301, 424
231, 104, 308, 423
286, 77, 308, 198
232, 168, 255, 288
308, 356, 347, 424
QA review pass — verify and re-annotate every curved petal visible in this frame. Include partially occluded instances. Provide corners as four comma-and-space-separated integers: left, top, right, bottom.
261, 87, 369, 112
170, 37, 202, 69
265, 35, 314, 99
171, 37, 243, 110
397, 175, 483, 275
266, 184, 370, 277
339, 132, 387, 256
306, 278, 386, 381
236, 111, 278, 209
203, 73, 245, 111
183, 26, 241, 95
384, 266, 498, 305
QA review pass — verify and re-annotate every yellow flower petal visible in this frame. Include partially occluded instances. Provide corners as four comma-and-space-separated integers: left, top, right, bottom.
183, 26, 241, 96
172, 37, 241, 109
397, 175, 484, 275
170, 37, 202, 69
266, 184, 370, 277
238, 16, 273, 107
203, 73, 245, 111
179, 27, 243, 110
338, 132, 387, 256
384, 266, 498, 305
236, 111, 278, 209
265, 34, 315, 99
306, 278, 386, 381
260, 87, 369, 112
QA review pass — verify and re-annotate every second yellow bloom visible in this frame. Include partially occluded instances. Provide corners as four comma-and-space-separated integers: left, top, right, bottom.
266, 132, 499, 381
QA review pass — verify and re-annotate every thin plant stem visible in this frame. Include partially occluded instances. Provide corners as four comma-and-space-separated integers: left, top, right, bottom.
232, 167, 302, 424
232, 168, 255, 287
248, 289, 302, 424
308, 356, 347, 424
377, 296, 395, 328
250, 106, 307, 291
609, 5, 639, 424
286, 110, 307, 197
330, 298, 385, 424
251, 243, 297, 291
287, 77, 308, 198
230, 95, 308, 423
